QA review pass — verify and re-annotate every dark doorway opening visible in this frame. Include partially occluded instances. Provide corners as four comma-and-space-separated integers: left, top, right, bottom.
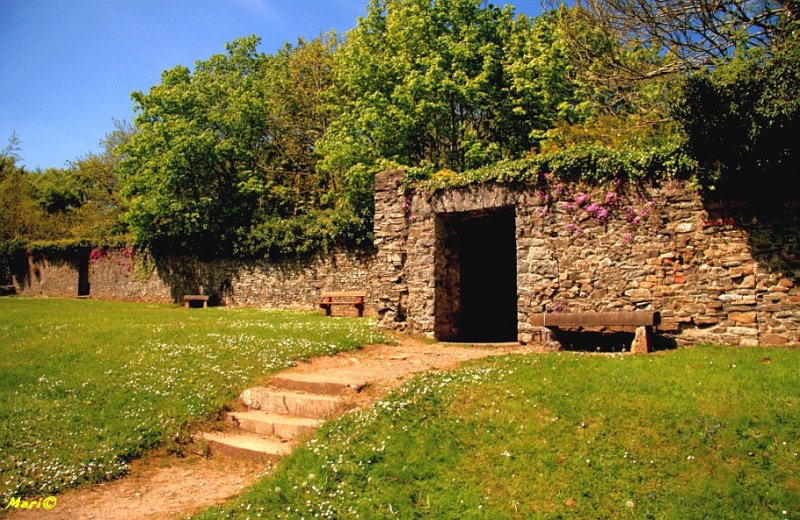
434, 206, 517, 342
77, 255, 90, 297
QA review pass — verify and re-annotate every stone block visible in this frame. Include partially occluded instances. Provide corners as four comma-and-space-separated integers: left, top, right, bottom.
729, 311, 757, 324
630, 326, 651, 354
761, 333, 789, 345
726, 326, 759, 336
693, 316, 720, 326
624, 288, 652, 301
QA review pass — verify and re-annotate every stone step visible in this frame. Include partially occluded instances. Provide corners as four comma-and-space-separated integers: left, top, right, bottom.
200, 432, 293, 462
241, 387, 346, 419
270, 373, 369, 396
226, 410, 324, 440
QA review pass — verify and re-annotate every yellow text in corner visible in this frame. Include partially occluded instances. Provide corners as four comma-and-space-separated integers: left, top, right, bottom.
5, 495, 57, 510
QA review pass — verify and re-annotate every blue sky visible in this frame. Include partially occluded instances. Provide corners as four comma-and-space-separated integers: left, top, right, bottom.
1, 0, 542, 171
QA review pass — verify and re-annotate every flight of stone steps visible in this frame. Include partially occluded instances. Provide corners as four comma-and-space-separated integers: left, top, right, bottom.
199, 372, 368, 462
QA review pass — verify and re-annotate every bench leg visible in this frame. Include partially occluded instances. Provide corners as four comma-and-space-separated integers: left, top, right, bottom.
535, 327, 562, 352
356, 303, 364, 318
630, 326, 651, 354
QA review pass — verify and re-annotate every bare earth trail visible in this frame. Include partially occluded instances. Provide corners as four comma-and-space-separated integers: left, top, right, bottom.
11, 335, 532, 520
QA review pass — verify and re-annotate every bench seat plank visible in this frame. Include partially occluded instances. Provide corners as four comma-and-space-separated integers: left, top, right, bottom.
183, 295, 209, 308
530, 311, 659, 328
318, 291, 367, 317
319, 292, 367, 298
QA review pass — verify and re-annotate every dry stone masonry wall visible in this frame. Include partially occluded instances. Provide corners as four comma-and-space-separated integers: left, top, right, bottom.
372, 170, 799, 346
10, 169, 798, 347
15, 250, 377, 316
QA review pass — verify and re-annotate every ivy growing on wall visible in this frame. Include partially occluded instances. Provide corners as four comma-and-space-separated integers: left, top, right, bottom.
405, 143, 698, 194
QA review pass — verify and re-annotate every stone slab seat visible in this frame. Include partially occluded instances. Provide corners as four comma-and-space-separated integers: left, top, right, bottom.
530, 311, 660, 354
226, 410, 324, 440
200, 432, 293, 462
182, 294, 209, 308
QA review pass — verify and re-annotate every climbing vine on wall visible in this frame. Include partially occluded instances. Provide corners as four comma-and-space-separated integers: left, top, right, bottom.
406, 143, 697, 194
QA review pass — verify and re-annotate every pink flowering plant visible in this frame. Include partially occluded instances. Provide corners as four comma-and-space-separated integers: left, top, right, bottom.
529, 178, 654, 242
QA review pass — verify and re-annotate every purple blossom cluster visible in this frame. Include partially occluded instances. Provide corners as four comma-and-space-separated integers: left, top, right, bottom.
624, 204, 651, 226
574, 193, 590, 207
402, 194, 413, 221
564, 192, 611, 224
584, 202, 609, 222
535, 190, 551, 217
402, 194, 412, 213
535, 190, 550, 204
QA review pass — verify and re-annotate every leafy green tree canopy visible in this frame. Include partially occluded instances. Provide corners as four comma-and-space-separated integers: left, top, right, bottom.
317, 0, 581, 181
120, 36, 271, 255
673, 25, 799, 194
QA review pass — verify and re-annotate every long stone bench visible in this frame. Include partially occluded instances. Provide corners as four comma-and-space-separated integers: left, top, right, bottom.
530, 311, 660, 354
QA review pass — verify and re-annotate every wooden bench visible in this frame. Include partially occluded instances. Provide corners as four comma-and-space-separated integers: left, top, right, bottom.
317, 291, 367, 317
183, 295, 209, 308
530, 311, 660, 354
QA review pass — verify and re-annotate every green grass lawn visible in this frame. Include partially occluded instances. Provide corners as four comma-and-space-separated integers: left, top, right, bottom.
0, 297, 384, 503
197, 347, 799, 519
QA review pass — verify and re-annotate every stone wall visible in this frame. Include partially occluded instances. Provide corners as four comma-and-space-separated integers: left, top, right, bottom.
89, 251, 172, 302
372, 170, 800, 346
14, 249, 377, 315
9, 170, 799, 346
14, 255, 84, 298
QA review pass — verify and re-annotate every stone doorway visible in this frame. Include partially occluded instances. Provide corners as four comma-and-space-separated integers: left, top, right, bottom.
77, 254, 90, 297
434, 206, 517, 342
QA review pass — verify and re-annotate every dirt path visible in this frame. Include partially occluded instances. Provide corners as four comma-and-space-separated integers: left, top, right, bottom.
9, 335, 532, 520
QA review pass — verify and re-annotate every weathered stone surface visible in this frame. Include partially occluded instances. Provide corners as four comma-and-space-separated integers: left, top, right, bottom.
241, 387, 346, 419
729, 311, 757, 324
630, 326, 651, 354
762, 333, 789, 345
372, 174, 799, 347
15, 250, 378, 314
201, 432, 292, 463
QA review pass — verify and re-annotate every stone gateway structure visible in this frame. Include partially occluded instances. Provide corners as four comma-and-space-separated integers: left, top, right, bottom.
372, 170, 799, 347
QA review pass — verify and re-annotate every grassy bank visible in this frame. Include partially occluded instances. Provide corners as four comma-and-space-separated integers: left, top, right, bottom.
197, 346, 799, 519
0, 297, 384, 503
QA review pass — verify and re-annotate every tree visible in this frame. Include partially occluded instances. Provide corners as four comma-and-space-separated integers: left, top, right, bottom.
66, 120, 133, 241
119, 36, 274, 255
120, 35, 344, 257
0, 171, 53, 243
552, 0, 794, 74
1, 132, 23, 180
546, 0, 797, 113
317, 0, 576, 179
672, 27, 799, 193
